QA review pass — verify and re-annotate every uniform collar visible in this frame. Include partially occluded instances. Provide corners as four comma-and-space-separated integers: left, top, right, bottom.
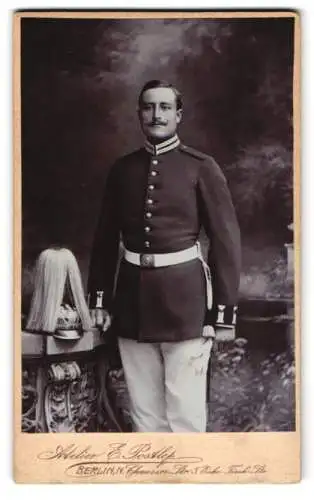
144, 134, 180, 156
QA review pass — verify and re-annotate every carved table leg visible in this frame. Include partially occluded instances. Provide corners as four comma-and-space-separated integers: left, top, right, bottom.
22, 356, 130, 433
44, 362, 80, 432
44, 361, 101, 432
22, 363, 47, 432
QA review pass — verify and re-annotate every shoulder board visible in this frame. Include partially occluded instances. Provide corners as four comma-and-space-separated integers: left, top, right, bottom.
179, 144, 211, 161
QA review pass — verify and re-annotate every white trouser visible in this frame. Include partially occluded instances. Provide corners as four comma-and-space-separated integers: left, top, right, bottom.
118, 335, 213, 432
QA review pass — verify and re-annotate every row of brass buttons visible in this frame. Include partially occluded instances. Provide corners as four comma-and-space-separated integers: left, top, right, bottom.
144, 159, 159, 248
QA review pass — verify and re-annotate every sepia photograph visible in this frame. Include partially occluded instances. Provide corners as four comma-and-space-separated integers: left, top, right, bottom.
14, 10, 300, 483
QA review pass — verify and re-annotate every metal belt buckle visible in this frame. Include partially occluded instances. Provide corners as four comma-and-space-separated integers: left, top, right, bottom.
140, 253, 155, 268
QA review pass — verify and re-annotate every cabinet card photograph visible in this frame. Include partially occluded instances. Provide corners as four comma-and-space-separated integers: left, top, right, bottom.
14, 10, 300, 483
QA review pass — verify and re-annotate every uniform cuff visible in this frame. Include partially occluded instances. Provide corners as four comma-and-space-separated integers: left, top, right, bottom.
88, 290, 110, 310
204, 304, 238, 328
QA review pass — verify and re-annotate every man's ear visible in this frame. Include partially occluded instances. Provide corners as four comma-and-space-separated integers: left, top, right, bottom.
176, 109, 182, 124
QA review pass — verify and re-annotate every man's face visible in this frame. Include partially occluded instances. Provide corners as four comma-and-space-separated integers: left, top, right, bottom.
138, 87, 182, 141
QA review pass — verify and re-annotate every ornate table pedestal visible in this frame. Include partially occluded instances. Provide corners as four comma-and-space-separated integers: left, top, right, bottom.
21, 329, 130, 433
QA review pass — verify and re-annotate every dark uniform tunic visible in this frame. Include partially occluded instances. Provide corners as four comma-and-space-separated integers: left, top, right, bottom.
88, 135, 241, 343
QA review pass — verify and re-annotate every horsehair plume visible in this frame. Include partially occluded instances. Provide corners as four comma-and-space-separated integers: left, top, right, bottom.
26, 248, 65, 332
26, 248, 92, 332
64, 249, 92, 331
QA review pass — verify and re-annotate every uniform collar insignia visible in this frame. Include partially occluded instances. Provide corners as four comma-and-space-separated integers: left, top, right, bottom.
144, 134, 180, 156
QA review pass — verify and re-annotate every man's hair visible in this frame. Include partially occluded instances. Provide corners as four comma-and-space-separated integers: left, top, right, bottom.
138, 80, 183, 111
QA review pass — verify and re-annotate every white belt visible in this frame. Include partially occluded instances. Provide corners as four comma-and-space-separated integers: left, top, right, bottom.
124, 242, 212, 309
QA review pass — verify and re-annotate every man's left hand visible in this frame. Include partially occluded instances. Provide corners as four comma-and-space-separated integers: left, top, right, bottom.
214, 326, 236, 342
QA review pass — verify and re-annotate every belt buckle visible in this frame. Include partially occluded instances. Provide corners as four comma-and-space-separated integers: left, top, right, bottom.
140, 253, 155, 268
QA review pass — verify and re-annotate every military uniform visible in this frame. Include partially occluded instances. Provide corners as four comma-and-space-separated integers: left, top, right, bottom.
88, 134, 241, 343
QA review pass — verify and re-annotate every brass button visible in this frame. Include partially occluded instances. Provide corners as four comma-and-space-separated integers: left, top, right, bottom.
146, 212, 152, 219
152, 159, 158, 165
147, 198, 153, 205
151, 171, 157, 177
144, 241, 150, 248
148, 185, 155, 191
144, 226, 151, 233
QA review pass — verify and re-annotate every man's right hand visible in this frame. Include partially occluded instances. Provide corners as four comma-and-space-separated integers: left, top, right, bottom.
90, 308, 112, 332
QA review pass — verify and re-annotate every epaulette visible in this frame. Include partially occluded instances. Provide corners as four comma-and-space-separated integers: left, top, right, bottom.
179, 144, 211, 161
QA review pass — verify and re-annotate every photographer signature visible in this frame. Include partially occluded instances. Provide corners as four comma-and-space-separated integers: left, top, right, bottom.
37, 442, 266, 478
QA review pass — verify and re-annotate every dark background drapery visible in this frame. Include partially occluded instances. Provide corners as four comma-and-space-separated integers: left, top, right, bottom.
21, 17, 294, 304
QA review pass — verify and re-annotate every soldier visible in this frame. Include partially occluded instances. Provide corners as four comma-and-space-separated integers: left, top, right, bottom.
88, 80, 241, 432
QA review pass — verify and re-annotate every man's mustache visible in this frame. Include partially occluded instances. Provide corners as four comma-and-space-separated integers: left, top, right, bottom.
147, 120, 168, 126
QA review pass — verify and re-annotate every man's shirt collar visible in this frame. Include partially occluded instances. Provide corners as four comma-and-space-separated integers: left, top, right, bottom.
144, 134, 180, 156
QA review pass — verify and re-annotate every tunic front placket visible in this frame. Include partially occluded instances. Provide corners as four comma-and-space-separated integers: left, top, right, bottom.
138, 152, 160, 341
